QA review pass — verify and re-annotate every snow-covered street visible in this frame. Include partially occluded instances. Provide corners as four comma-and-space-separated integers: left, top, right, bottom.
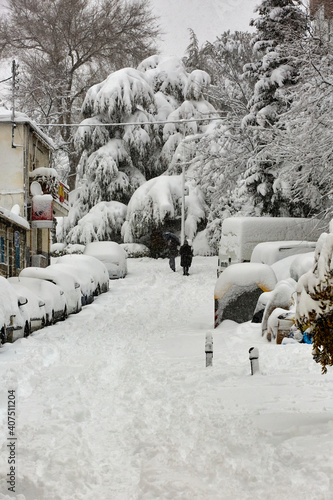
1, 256, 333, 500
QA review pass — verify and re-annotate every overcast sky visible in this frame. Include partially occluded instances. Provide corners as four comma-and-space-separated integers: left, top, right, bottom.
0, 0, 262, 87
151, 0, 259, 57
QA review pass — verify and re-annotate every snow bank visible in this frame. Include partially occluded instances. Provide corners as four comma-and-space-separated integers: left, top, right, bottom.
120, 243, 150, 258
1, 257, 333, 499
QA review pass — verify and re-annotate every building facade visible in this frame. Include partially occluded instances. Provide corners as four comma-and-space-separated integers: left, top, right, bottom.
0, 207, 29, 278
310, 0, 333, 39
0, 109, 69, 277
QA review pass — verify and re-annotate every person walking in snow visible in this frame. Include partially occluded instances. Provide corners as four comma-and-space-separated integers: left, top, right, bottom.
167, 238, 178, 272
180, 239, 193, 276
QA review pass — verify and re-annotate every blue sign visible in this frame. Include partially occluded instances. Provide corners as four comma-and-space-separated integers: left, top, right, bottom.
16, 247, 20, 269
0, 237, 4, 263
14, 231, 19, 248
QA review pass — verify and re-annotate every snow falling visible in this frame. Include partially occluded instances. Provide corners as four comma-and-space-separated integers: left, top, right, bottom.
1, 256, 333, 499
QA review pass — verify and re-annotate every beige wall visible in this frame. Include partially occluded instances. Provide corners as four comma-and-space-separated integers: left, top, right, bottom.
0, 121, 53, 268
0, 123, 25, 213
0, 122, 51, 217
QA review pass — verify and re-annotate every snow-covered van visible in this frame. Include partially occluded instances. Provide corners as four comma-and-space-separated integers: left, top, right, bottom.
217, 217, 326, 276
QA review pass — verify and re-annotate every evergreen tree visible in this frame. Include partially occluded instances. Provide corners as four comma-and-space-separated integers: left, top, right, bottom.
184, 29, 202, 73
181, 31, 258, 250
241, 0, 309, 215
268, 30, 333, 218
62, 55, 218, 244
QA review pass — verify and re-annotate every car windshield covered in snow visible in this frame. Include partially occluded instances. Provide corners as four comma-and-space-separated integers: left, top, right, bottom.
83, 241, 127, 279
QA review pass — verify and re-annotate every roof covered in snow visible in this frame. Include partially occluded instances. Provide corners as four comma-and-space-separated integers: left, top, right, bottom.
0, 205, 30, 230
0, 106, 55, 150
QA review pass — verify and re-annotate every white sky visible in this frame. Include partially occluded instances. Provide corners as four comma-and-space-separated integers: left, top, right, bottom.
151, 0, 259, 57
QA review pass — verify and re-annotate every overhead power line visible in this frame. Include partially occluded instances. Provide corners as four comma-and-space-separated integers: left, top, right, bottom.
36, 116, 226, 128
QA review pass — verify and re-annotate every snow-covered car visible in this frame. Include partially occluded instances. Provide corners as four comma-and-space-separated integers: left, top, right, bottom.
0, 276, 29, 344
20, 266, 82, 316
55, 254, 109, 299
83, 241, 127, 279
251, 240, 316, 266
52, 261, 95, 306
259, 278, 297, 342
7, 276, 67, 325
8, 278, 47, 333
214, 262, 277, 327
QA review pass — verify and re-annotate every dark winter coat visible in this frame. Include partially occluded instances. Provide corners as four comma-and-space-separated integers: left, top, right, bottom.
167, 239, 178, 258
180, 242, 193, 268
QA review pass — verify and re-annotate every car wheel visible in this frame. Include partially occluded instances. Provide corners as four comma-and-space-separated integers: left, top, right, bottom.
51, 310, 55, 324
24, 322, 30, 337
0, 326, 5, 345
62, 306, 68, 321
41, 316, 46, 328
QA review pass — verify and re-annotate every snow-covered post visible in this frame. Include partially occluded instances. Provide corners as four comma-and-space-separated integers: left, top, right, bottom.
249, 347, 259, 375
205, 332, 213, 367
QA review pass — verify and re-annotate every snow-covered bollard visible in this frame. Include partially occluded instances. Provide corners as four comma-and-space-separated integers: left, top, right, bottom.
205, 333, 213, 367
249, 347, 259, 375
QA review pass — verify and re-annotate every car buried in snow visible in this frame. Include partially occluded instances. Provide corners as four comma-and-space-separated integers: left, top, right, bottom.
7, 276, 67, 325
83, 241, 127, 279
51, 261, 95, 306
0, 276, 29, 344
55, 254, 110, 299
8, 278, 47, 333
20, 265, 82, 316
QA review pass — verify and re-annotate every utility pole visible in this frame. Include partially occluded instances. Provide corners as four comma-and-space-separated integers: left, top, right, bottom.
11, 59, 19, 148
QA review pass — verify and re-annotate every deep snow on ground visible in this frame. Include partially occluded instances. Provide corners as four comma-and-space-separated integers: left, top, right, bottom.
1, 256, 333, 500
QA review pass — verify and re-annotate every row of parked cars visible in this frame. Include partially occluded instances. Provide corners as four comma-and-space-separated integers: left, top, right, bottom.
0, 241, 128, 345
214, 216, 328, 342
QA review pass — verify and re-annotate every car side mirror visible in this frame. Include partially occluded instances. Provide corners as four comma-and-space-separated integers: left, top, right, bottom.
18, 296, 28, 306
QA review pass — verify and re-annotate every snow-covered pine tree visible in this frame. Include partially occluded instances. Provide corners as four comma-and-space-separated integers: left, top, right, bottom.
121, 56, 217, 244
194, 31, 257, 115
184, 29, 202, 73
181, 31, 258, 251
63, 67, 156, 243
241, 0, 308, 215
62, 56, 218, 245
263, 26, 333, 219
121, 175, 207, 245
